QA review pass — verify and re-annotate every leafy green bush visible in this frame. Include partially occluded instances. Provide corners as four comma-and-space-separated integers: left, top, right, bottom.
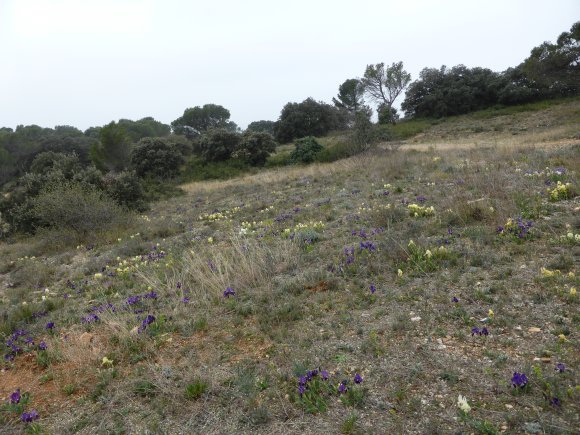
197, 128, 241, 162
290, 137, 324, 163
102, 171, 147, 211
32, 182, 130, 239
130, 137, 184, 178
233, 131, 277, 166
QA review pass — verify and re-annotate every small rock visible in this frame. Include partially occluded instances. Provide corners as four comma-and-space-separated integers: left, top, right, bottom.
528, 327, 541, 333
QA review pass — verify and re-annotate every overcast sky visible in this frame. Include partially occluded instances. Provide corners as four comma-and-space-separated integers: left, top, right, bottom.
0, 0, 578, 131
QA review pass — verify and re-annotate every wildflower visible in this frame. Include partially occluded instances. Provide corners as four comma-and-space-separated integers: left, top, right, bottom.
570, 287, 577, 297
298, 384, 306, 396
471, 327, 480, 336
223, 287, 236, 298
321, 370, 329, 380
452, 297, 459, 303
9, 389, 21, 404
457, 395, 471, 413
338, 382, 347, 394
425, 249, 432, 259
45, 322, 55, 330
21, 410, 39, 423
555, 363, 566, 373
38, 341, 47, 351
354, 373, 363, 384
102, 356, 114, 367
558, 334, 567, 342
181, 297, 190, 303
511, 372, 528, 388
370, 284, 376, 294
488, 309, 494, 318
94, 273, 103, 279
207, 237, 214, 244
127, 295, 141, 305
143, 291, 158, 299
397, 269, 403, 277
549, 397, 561, 407
481, 327, 489, 336
138, 315, 156, 333
298, 375, 307, 386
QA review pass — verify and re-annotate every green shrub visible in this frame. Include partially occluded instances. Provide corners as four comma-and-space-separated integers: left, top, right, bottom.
103, 171, 147, 211
32, 182, 130, 239
233, 131, 277, 166
130, 137, 184, 178
290, 136, 324, 163
197, 128, 241, 162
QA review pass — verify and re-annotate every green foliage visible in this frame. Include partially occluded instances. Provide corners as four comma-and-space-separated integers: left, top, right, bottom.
362, 61, 411, 117
130, 137, 184, 178
274, 98, 346, 143
102, 170, 147, 211
233, 131, 277, 166
184, 379, 209, 400
31, 182, 129, 239
246, 120, 275, 135
197, 128, 241, 162
181, 157, 251, 181
402, 65, 503, 118
522, 21, 579, 97
117, 117, 171, 142
91, 122, 132, 172
171, 104, 238, 136
333, 79, 366, 113
290, 136, 324, 163
29, 151, 82, 177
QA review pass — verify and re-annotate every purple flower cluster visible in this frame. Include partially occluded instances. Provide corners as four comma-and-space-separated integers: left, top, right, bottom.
141, 247, 167, 263
471, 327, 489, 336
82, 313, 100, 324
21, 410, 39, 423
223, 287, 236, 298
4, 330, 32, 361
10, 389, 21, 404
351, 228, 384, 239
45, 322, 55, 331
359, 241, 377, 252
370, 284, 376, 294
344, 246, 355, 265
497, 217, 534, 239
137, 315, 156, 333
297, 369, 329, 396
555, 363, 566, 373
511, 372, 528, 388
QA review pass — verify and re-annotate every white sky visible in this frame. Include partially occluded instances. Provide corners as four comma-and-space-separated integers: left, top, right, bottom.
0, 0, 578, 130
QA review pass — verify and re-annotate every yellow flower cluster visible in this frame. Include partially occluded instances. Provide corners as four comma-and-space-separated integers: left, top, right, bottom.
239, 220, 262, 236
558, 232, 580, 243
548, 181, 573, 201
198, 206, 242, 222
540, 267, 561, 278
408, 203, 435, 217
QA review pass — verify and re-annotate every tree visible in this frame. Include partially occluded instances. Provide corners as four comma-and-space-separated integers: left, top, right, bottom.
522, 21, 580, 96
273, 98, 345, 143
90, 122, 132, 172
246, 120, 275, 135
233, 131, 277, 166
130, 138, 184, 178
332, 79, 366, 113
361, 61, 411, 122
171, 104, 238, 135
197, 129, 241, 162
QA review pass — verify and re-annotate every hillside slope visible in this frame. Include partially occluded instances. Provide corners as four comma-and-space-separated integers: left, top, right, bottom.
0, 102, 579, 434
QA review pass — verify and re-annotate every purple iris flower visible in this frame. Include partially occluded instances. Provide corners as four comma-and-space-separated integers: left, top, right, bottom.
10, 389, 21, 404
338, 382, 347, 394
223, 287, 236, 298
555, 363, 566, 373
321, 370, 329, 380
370, 284, 376, 294
452, 297, 459, 303
45, 322, 55, 330
511, 372, 528, 388
21, 410, 39, 423
38, 341, 47, 351
354, 373, 363, 384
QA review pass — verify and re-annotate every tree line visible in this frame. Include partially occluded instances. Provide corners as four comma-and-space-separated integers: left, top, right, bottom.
0, 21, 577, 238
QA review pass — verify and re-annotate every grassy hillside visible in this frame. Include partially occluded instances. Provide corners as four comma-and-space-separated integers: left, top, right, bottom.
0, 100, 579, 434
